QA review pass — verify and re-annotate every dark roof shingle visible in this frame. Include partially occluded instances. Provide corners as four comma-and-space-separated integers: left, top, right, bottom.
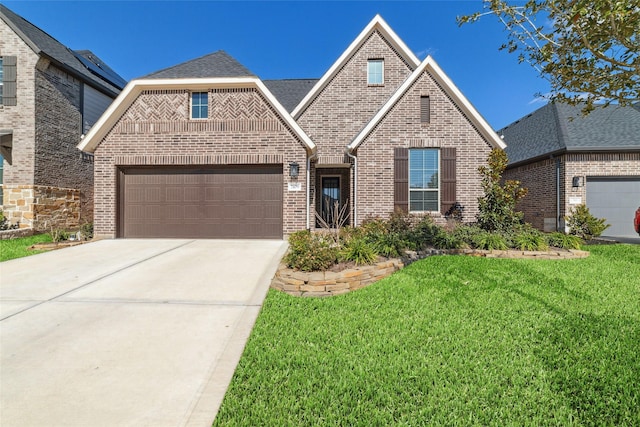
500, 103, 640, 165
0, 4, 125, 94
263, 79, 319, 112
144, 51, 255, 79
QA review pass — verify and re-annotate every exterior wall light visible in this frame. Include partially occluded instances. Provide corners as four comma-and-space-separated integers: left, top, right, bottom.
289, 162, 300, 179
572, 176, 584, 187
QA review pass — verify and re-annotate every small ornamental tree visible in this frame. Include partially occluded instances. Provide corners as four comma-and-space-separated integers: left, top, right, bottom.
477, 149, 528, 232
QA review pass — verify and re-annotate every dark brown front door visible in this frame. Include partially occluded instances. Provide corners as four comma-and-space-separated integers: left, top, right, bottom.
119, 166, 282, 239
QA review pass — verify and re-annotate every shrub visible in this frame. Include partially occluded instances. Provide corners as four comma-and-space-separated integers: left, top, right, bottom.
546, 232, 583, 250
285, 230, 338, 272
340, 237, 377, 265
368, 232, 407, 258
80, 222, 94, 240
513, 230, 549, 251
411, 215, 442, 248
448, 223, 484, 247
476, 149, 528, 232
433, 229, 467, 250
472, 231, 508, 250
387, 208, 413, 235
0, 211, 19, 231
565, 204, 610, 240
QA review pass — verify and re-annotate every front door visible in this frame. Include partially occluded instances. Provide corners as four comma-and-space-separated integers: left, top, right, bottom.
319, 176, 341, 227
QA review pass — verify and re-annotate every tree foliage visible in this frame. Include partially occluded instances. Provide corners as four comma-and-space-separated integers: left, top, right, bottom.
477, 149, 528, 232
458, 0, 640, 114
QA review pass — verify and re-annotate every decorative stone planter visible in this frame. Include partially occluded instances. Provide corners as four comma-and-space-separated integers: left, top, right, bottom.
271, 258, 405, 297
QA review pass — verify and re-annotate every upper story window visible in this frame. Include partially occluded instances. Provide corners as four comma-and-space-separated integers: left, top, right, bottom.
367, 59, 384, 85
191, 92, 208, 119
409, 149, 439, 212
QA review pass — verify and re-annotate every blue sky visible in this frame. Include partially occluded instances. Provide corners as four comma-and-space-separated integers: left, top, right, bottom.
4, 0, 551, 129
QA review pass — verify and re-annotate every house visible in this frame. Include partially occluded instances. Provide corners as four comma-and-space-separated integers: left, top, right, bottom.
501, 102, 640, 238
78, 15, 505, 240
0, 5, 125, 230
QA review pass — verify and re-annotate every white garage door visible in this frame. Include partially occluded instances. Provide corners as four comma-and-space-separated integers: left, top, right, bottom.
586, 177, 640, 238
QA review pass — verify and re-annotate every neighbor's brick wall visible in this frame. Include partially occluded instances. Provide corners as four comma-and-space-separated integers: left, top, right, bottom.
93, 88, 308, 238
0, 20, 39, 188
563, 152, 640, 220
297, 30, 414, 160
505, 152, 640, 232
34, 64, 94, 223
355, 69, 495, 224
504, 157, 561, 231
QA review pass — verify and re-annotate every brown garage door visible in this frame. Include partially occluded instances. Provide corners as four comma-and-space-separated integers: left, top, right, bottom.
119, 166, 283, 239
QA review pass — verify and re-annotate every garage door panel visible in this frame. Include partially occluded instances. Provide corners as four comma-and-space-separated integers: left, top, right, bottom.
121, 166, 283, 239
586, 177, 640, 238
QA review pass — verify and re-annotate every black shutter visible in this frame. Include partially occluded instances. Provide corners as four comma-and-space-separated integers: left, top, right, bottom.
440, 147, 456, 215
394, 147, 409, 213
420, 96, 430, 123
2, 56, 17, 106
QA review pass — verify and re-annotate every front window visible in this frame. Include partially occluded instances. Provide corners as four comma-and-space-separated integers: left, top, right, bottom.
367, 59, 384, 85
409, 149, 439, 212
191, 91, 208, 119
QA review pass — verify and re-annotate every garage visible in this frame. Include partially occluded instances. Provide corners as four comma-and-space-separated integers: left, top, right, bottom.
586, 177, 640, 238
119, 166, 283, 239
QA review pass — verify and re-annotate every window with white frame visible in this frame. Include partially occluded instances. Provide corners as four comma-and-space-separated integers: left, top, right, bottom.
409, 149, 439, 212
367, 59, 384, 85
191, 91, 208, 119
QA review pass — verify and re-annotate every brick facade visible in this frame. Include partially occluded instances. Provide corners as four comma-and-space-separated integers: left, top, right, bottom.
93, 88, 308, 238
505, 152, 640, 232
1, 18, 101, 230
356, 70, 493, 224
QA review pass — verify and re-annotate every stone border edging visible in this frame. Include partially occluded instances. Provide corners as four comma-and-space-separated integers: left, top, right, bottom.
0, 228, 34, 240
272, 247, 589, 297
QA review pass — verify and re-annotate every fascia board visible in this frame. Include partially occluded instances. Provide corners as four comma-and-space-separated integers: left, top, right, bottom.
78, 77, 316, 153
349, 56, 506, 151
291, 14, 420, 119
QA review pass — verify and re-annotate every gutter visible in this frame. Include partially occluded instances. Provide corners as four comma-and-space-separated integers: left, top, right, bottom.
306, 151, 318, 230
345, 148, 358, 226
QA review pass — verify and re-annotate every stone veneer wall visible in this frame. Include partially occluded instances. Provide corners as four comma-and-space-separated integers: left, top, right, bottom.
3, 185, 80, 230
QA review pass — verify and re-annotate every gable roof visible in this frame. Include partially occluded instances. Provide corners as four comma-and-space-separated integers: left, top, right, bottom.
349, 55, 506, 151
291, 14, 420, 119
0, 4, 125, 95
77, 77, 316, 154
263, 79, 319, 112
143, 50, 255, 79
500, 102, 640, 165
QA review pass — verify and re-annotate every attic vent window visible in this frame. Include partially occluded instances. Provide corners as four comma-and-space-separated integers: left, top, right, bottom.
367, 59, 384, 85
420, 96, 430, 124
191, 92, 208, 119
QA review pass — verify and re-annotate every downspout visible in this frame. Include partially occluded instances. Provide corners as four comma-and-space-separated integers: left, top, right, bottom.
555, 156, 561, 232
306, 151, 318, 230
346, 148, 357, 226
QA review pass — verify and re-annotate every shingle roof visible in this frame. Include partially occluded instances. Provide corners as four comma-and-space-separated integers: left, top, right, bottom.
263, 79, 319, 112
500, 102, 640, 165
0, 4, 125, 94
144, 51, 255, 79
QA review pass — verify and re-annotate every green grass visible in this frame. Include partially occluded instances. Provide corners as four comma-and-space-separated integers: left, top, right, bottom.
214, 245, 640, 426
0, 234, 52, 262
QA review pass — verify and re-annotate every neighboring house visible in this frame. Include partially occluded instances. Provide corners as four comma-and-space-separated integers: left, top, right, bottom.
0, 5, 125, 230
78, 15, 505, 240
501, 102, 640, 238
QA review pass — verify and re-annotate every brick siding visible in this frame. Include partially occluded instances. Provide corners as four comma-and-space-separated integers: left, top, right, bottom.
505, 152, 640, 231
94, 88, 308, 238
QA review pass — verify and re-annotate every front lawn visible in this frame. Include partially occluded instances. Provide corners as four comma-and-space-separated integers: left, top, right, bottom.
214, 245, 640, 426
0, 234, 52, 262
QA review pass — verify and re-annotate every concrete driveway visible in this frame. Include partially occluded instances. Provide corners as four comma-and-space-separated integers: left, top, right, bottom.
0, 239, 287, 427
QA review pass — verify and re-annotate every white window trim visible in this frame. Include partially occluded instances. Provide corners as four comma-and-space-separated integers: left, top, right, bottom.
408, 148, 440, 213
190, 91, 208, 120
367, 59, 384, 86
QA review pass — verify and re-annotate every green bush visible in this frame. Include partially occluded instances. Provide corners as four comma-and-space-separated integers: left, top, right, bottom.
513, 230, 549, 251
433, 229, 467, 249
546, 232, 583, 250
368, 232, 407, 258
411, 215, 442, 248
565, 204, 610, 240
473, 231, 508, 250
0, 210, 19, 231
340, 237, 378, 265
80, 222, 94, 240
285, 230, 338, 272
